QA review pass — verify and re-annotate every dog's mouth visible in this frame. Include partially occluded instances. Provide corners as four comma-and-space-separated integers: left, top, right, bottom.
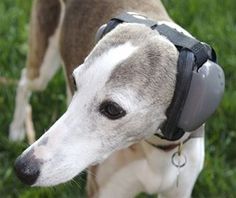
14, 149, 102, 186
14, 127, 109, 187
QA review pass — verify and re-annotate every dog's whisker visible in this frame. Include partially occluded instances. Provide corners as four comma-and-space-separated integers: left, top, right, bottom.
70, 178, 82, 190
86, 169, 98, 178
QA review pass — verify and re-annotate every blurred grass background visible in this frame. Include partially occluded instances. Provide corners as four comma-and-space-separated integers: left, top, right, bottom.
0, 0, 235, 197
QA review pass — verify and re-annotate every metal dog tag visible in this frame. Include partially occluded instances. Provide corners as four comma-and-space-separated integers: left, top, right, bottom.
171, 143, 187, 187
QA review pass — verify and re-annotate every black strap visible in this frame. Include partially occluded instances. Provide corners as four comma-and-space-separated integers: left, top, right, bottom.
110, 13, 213, 67
160, 50, 195, 140
154, 24, 210, 67
113, 12, 157, 28
102, 19, 121, 37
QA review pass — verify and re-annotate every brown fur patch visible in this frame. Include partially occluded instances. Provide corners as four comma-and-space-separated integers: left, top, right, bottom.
26, 0, 61, 80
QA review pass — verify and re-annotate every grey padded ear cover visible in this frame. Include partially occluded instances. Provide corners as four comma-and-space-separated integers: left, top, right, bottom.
178, 60, 225, 131
94, 12, 225, 140
95, 24, 107, 43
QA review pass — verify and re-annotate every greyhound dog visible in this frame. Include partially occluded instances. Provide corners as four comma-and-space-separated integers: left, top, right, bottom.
13, 0, 225, 197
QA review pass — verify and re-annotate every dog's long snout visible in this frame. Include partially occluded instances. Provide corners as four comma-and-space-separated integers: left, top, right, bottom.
14, 150, 41, 185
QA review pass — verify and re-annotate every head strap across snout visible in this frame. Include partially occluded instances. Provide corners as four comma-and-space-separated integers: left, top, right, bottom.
96, 12, 225, 141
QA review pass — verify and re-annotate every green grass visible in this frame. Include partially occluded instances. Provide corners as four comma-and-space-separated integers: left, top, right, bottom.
0, 0, 235, 197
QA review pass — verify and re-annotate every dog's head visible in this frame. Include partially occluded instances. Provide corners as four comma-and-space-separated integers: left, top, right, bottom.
14, 23, 179, 186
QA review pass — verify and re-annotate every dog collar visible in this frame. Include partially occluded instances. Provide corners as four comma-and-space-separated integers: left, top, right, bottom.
145, 137, 190, 152
145, 127, 204, 152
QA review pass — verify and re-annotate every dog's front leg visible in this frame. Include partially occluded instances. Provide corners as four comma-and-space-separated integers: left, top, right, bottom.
9, 0, 63, 141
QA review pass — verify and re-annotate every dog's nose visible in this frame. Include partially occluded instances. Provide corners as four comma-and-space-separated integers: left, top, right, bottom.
14, 154, 40, 185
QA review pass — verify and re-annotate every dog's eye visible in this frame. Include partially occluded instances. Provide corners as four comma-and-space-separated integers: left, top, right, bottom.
99, 101, 126, 120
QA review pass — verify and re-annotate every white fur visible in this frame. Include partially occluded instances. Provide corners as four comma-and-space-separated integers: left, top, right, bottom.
73, 42, 138, 95
9, 69, 30, 141
92, 136, 204, 198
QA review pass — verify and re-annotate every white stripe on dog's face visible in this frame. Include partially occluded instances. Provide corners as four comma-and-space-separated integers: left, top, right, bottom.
72, 42, 138, 101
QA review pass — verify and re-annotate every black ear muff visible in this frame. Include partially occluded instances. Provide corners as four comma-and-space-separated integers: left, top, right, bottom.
95, 19, 123, 43
95, 24, 107, 43
94, 12, 225, 141
161, 49, 196, 140
161, 49, 225, 141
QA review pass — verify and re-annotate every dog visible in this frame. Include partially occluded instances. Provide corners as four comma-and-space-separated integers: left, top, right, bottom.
12, 0, 225, 197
